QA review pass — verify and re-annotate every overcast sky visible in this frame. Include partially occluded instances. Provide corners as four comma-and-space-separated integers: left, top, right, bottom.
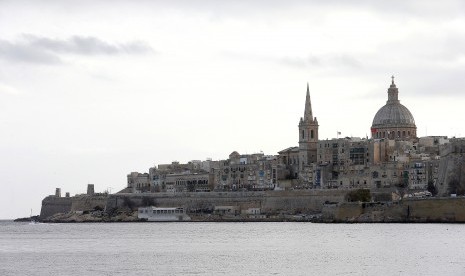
1, 1, 465, 219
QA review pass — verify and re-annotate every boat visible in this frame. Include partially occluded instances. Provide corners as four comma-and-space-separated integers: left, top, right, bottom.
138, 206, 191, 222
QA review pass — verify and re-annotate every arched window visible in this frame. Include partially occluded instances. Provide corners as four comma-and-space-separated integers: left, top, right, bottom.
301, 130, 304, 139
311, 130, 314, 139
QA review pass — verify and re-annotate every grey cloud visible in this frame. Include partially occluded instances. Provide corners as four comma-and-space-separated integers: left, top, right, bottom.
23, 35, 153, 55
330, 55, 362, 68
0, 39, 62, 64
0, 35, 154, 65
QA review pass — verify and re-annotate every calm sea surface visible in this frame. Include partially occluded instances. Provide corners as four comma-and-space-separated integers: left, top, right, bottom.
1, 221, 465, 276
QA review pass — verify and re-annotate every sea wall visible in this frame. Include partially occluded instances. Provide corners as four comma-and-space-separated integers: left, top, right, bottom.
40, 194, 108, 219
40, 190, 465, 222
70, 195, 108, 212
325, 197, 465, 222
105, 190, 348, 214
40, 196, 72, 219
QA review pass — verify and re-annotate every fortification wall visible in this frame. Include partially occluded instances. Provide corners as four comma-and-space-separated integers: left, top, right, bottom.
328, 197, 465, 222
405, 197, 465, 221
40, 195, 108, 219
70, 195, 108, 212
40, 196, 72, 219
105, 190, 347, 214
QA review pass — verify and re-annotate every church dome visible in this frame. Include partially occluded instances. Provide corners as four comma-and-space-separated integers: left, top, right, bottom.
372, 102, 415, 128
371, 77, 417, 140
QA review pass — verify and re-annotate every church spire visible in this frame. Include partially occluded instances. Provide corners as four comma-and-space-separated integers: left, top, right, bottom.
304, 82, 313, 121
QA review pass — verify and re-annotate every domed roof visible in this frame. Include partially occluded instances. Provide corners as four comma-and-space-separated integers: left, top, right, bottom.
372, 103, 415, 127
371, 77, 416, 128
229, 151, 240, 159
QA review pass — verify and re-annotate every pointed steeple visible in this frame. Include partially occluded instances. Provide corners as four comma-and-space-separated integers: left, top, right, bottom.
304, 82, 313, 121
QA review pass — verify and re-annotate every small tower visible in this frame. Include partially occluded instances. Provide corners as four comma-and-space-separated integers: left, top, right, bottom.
298, 83, 319, 170
87, 184, 95, 195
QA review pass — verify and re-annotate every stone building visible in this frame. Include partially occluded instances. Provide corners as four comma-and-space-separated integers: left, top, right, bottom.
371, 77, 417, 140
277, 146, 300, 179
313, 138, 372, 189
212, 152, 277, 191
127, 172, 150, 192
299, 83, 319, 169
165, 172, 213, 193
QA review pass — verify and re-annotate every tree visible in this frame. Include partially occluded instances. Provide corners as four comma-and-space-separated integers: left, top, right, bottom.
427, 180, 438, 196
448, 178, 465, 195
142, 196, 156, 206
346, 189, 371, 202
122, 196, 135, 210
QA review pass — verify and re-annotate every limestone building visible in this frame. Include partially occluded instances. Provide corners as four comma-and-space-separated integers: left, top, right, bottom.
371, 77, 417, 140
212, 151, 277, 191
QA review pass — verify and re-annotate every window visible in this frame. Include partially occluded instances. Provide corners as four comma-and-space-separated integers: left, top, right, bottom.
311, 130, 314, 139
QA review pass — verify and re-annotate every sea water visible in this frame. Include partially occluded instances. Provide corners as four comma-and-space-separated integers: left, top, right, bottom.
1, 221, 465, 275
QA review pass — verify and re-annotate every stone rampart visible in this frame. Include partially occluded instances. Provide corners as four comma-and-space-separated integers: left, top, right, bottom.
70, 194, 108, 212
405, 197, 465, 222
327, 197, 465, 222
105, 190, 347, 214
40, 194, 108, 219
40, 196, 72, 219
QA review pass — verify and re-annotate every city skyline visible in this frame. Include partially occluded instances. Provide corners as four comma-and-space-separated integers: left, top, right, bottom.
1, 1, 465, 219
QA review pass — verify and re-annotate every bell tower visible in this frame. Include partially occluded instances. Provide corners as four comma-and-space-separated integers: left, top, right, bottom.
298, 83, 319, 170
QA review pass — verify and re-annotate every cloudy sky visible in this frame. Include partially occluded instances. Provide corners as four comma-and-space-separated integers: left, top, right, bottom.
1, 1, 465, 219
